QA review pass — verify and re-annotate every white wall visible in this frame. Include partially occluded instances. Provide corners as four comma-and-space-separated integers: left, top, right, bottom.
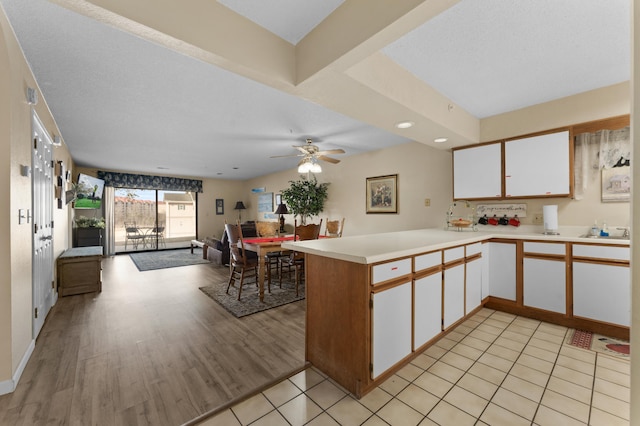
242, 141, 453, 236
0, 6, 71, 390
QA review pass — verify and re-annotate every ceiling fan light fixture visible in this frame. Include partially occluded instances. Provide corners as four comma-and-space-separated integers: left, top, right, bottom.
297, 157, 322, 173
434, 137, 448, 143
298, 160, 312, 173
310, 162, 322, 173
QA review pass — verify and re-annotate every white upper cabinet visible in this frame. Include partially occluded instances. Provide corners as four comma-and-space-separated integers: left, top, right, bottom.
453, 130, 572, 200
453, 143, 502, 200
504, 131, 571, 197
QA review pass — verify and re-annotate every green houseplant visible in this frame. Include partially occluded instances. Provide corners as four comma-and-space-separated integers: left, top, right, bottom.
74, 216, 105, 229
281, 175, 329, 225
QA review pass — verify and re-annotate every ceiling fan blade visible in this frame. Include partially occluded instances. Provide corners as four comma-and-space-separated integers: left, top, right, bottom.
317, 155, 341, 164
294, 146, 310, 154
270, 153, 304, 159
315, 148, 345, 156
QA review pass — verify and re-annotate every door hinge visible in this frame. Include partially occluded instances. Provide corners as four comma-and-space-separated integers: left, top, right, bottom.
51, 280, 55, 289
34, 223, 39, 233
369, 363, 373, 373
34, 308, 38, 319
369, 299, 373, 309
33, 138, 38, 150
51, 220, 54, 229
50, 160, 54, 169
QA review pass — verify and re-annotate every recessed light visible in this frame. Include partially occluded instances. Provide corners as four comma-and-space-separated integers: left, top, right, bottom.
434, 137, 448, 143
395, 121, 414, 129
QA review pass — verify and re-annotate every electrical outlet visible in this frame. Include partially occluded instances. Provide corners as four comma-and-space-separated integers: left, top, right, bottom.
533, 213, 543, 225
424, 198, 431, 207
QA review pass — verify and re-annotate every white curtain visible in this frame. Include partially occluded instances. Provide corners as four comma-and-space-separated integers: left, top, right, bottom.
104, 186, 116, 256
574, 126, 630, 200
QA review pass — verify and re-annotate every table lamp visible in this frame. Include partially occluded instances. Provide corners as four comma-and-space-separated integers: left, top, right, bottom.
234, 201, 246, 222
274, 203, 289, 233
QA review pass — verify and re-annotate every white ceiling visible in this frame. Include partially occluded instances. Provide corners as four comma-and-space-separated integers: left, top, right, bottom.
0, 0, 630, 180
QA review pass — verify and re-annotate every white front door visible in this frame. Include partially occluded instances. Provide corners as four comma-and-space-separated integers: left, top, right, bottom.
32, 111, 55, 338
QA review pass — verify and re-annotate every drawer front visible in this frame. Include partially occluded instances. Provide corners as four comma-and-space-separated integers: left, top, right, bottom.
414, 251, 441, 272
573, 244, 630, 262
443, 246, 465, 263
465, 243, 482, 257
372, 258, 412, 284
523, 242, 566, 256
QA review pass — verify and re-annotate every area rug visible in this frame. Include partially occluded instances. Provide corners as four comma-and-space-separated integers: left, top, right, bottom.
199, 274, 305, 318
129, 248, 210, 271
565, 329, 630, 359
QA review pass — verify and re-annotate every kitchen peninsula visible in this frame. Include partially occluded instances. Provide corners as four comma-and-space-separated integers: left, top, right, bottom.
282, 227, 630, 398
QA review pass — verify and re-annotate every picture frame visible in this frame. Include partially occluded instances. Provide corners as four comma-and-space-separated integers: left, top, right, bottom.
215, 198, 224, 215
275, 193, 282, 206
366, 174, 398, 214
258, 192, 274, 213
601, 166, 631, 203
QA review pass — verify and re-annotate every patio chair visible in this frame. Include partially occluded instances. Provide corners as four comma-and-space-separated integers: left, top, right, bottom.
124, 222, 146, 250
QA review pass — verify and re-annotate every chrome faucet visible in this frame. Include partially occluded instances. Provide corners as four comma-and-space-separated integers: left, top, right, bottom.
617, 227, 630, 238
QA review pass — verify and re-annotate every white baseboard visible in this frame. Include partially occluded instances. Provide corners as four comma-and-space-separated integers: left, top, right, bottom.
0, 339, 35, 396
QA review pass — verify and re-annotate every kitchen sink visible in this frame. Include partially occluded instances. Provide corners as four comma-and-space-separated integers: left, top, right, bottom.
579, 234, 630, 241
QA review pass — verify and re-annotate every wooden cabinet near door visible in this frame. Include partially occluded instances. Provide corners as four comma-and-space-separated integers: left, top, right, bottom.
74, 227, 103, 247
57, 246, 103, 296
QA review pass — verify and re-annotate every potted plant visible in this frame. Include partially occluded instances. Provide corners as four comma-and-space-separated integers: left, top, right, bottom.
74, 216, 105, 229
281, 175, 329, 225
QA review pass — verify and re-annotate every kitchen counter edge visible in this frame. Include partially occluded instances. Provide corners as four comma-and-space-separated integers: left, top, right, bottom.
280, 227, 630, 265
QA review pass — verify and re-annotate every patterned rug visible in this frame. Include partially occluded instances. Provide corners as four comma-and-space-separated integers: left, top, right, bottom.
199, 272, 305, 318
129, 248, 210, 271
566, 329, 630, 359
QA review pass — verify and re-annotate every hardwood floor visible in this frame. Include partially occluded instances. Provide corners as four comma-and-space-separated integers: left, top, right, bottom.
0, 253, 306, 426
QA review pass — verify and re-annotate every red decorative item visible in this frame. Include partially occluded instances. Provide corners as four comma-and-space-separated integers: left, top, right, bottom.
508, 216, 521, 227
488, 216, 499, 226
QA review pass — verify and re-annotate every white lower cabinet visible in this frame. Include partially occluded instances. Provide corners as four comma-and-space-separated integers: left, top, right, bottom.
523, 258, 566, 313
443, 263, 465, 329
466, 256, 482, 314
414, 272, 442, 349
371, 281, 412, 378
573, 262, 630, 326
487, 242, 516, 300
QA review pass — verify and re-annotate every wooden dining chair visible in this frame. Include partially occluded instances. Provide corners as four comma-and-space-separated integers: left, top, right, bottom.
324, 217, 345, 238
256, 221, 282, 288
279, 219, 322, 295
225, 222, 258, 300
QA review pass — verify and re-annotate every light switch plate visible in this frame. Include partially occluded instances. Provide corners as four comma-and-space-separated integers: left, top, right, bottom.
533, 213, 543, 225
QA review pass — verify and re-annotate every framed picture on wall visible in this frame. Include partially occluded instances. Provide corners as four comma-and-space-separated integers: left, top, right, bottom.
258, 192, 274, 213
366, 174, 398, 214
216, 198, 224, 215
275, 193, 282, 206
601, 166, 631, 202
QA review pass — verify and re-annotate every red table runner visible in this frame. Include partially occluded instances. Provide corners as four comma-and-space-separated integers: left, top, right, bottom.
243, 236, 297, 244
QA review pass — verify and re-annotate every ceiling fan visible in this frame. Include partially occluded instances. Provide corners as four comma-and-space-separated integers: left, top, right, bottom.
270, 138, 345, 172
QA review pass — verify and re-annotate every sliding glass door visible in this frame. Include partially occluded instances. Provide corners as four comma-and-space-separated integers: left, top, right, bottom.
114, 188, 197, 253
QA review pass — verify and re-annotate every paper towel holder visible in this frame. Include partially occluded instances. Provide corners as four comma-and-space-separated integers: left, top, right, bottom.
542, 204, 560, 235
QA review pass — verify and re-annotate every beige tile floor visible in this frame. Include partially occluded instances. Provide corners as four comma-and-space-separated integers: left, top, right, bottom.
198, 309, 630, 425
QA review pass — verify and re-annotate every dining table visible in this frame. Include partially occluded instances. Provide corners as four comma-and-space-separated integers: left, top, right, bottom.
241, 235, 298, 302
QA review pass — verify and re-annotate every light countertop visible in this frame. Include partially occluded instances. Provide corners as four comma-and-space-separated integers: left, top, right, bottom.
281, 225, 630, 265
